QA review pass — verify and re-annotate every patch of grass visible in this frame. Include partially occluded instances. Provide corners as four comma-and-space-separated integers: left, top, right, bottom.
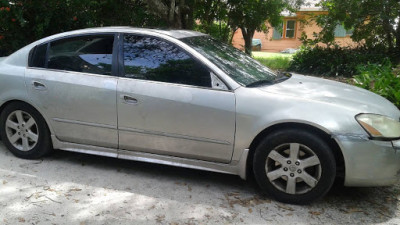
253, 52, 293, 71
253, 52, 293, 58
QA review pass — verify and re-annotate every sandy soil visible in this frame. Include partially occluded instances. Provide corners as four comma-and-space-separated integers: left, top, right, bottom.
1, 141, 400, 225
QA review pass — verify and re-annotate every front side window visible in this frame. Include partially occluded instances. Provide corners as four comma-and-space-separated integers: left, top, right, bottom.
285, 20, 296, 38
47, 35, 114, 75
123, 35, 211, 87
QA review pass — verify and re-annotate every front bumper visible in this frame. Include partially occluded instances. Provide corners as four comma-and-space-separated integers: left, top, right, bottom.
335, 135, 400, 187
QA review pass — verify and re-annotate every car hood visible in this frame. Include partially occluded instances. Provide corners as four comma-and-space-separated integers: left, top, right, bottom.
258, 74, 400, 117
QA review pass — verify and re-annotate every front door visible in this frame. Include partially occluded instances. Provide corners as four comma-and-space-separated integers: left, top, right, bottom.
117, 34, 235, 163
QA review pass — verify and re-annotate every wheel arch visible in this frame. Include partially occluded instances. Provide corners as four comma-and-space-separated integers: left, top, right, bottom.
246, 122, 345, 181
0, 99, 54, 134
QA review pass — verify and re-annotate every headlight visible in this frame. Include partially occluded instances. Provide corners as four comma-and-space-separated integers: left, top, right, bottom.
356, 114, 400, 139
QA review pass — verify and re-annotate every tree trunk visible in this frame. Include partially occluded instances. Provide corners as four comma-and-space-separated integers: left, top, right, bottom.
169, 0, 176, 26
396, 9, 400, 55
241, 27, 255, 55
228, 27, 237, 45
383, 1, 394, 52
185, 0, 194, 30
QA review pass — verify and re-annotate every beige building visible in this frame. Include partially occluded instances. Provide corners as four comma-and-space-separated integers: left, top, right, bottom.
232, 7, 358, 52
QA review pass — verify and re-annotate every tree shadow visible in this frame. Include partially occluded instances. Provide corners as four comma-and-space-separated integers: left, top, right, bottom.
0, 144, 399, 224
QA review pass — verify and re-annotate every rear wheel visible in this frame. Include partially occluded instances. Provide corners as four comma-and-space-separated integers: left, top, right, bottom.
0, 102, 52, 159
253, 129, 336, 204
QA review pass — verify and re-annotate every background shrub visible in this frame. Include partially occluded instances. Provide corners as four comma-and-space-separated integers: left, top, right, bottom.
354, 59, 400, 108
0, 0, 163, 57
288, 45, 389, 77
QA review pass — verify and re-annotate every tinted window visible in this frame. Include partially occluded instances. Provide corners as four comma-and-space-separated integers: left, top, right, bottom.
29, 43, 47, 68
47, 35, 114, 75
123, 35, 211, 87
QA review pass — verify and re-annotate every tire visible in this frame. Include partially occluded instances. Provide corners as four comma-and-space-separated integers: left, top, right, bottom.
0, 102, 53, 159
253, 128, 336, 204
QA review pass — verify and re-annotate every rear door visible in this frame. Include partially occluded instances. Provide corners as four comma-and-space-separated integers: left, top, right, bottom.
117, 34, 236, 163
25, 34, 119, 148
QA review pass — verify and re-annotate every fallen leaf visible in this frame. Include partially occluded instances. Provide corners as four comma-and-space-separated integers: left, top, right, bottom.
156, 215, 165, 223
18, 217, 25, 223
248, 208, 253, 213
277, 204, 294, 211
69, 188, 82, 192
346, 208, 364, 213
309, 211, 322, 216
2, 180, 7, 185
227, 192, 240, 197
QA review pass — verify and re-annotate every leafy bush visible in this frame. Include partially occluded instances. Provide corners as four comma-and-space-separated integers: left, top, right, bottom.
354, 59, 400, 108
194, 21, 232, 43
0, 0, 162, 56
288, 45, 388, 77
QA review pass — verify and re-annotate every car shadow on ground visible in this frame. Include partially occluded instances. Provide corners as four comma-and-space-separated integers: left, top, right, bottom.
1, 143, 399, 224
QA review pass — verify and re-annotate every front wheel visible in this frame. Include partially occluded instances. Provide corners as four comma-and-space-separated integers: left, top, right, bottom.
0, 102, 52, 159
253, 129, 336, 204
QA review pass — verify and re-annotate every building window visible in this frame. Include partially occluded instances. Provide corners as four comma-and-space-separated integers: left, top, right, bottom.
335, 24, 353, 37
272, 23, 283, 40
285, 20, 296, 38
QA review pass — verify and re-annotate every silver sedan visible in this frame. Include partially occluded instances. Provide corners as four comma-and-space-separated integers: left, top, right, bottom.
1, 27, 400, 204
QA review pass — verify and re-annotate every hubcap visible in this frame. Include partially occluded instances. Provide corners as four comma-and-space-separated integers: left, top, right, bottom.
265, 143, 322, 195
5, 110, 39, 151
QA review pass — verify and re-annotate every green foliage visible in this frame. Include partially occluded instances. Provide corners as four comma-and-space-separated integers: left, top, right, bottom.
313, 0, 400, 53
194, 0, 231, 43
146, 0, 194, 29
354, 60, 400, 108
0, 0, 162, 56
288, 45, 388, 77
194, 21, 232, 43
227, 0, 303, 55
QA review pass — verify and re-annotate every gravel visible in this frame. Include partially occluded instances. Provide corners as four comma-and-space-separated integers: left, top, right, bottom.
1, 141, 400, 225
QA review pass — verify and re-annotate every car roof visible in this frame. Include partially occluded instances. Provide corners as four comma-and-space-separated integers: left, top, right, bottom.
55, 26, 206, 39
2, 26, 207, 67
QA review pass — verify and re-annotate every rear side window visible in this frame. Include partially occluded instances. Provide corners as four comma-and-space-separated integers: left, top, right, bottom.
29, 43, 47, 68
47, 35, 114, 75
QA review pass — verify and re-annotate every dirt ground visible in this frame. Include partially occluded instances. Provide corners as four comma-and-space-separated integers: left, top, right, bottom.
1, 141, 400, 225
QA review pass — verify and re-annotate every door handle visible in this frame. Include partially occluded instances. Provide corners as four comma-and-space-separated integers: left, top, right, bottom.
32, 81, 47, 91
122, 95, 138, 104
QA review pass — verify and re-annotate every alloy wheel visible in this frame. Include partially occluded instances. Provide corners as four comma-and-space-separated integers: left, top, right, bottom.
265, 143, 322, 195
5, 110, 39, 151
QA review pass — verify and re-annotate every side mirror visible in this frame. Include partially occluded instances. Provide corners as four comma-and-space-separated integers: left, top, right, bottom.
211, 72, 229, 91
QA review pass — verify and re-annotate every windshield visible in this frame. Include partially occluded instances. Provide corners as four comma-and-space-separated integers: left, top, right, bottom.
181, 36, 278, 86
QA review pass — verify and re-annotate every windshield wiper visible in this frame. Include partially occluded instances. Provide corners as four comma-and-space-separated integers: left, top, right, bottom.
246, 79, 275, 87
246, 73, 291, 87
